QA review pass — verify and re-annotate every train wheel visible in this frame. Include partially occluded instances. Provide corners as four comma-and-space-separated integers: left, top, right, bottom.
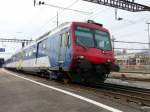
41, 73, 45, 77
99, 73, 107, 82
48, 71, 57, 80
63, 78, 69, 84
62, 72, 71, 84
49, 74, 53, 80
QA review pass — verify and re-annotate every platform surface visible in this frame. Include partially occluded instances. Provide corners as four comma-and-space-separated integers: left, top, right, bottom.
0, 69, 121, 112
0, 69, 147, 112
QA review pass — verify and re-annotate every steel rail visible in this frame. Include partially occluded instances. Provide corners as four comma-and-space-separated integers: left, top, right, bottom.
96, 83, 150, 94
89, 83, 150, 106
64, 82, 150, 107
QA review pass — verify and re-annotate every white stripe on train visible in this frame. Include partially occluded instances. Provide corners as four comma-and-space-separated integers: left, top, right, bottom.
5, 56, 50, 68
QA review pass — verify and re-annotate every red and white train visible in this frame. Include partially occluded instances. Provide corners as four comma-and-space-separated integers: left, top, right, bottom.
5, 20, 119, 83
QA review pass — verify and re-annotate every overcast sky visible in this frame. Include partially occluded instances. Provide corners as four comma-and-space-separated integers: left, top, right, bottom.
0, 0, 150, 59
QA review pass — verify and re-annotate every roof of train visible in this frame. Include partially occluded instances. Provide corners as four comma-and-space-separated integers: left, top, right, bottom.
7, 20, 106, 59
23, 22, 71, 49
10, 22, 71, 57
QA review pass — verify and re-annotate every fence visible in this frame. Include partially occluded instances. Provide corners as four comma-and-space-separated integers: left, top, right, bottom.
112, 40, 150, 73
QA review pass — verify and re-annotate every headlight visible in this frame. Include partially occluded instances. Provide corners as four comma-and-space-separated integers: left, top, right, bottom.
78, 55, 85, 59
107, 59, 111, 62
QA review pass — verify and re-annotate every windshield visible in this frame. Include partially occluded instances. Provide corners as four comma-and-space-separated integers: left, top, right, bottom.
74, 26, 112, 50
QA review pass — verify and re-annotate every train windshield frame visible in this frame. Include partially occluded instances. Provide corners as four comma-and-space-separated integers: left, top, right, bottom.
74, 25, 112, 51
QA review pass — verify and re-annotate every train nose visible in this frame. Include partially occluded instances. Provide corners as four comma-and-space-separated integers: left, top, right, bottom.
77, 59, 92, 72
110, 64, 120, 72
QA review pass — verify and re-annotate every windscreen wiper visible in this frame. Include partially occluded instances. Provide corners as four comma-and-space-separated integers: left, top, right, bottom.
78, 43, 88, 50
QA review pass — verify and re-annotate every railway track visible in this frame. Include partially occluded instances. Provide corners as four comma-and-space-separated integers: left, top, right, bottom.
110, 72, 150, 82
64, 81, 150, 107
91, 83, 150, 107
51, 78, 150, 109
56, 81, 149, 111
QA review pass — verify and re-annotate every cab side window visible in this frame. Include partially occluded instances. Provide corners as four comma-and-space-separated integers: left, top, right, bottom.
62, 33, 67, 47
60, 32, 71, 48
66, 32, 71, 48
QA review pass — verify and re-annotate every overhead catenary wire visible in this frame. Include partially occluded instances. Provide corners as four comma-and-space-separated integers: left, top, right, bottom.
85, 8, 109, 20
38, 0, 80, 23
114, 48, 150, 51
34, 0, 81, 34
109, 14, 150, 39
44, 3, 92, 15
111, 14, 150, 31
34, 0, 150, 44
114, 40, 150, 45
113, 40, 150, 52
114, 28, 148, 39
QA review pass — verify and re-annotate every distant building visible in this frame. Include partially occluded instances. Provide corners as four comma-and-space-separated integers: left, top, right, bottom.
115, 51, 150, 65
135, 52, 150, 65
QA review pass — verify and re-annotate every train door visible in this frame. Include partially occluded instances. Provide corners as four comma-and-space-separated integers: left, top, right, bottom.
36, 41, 41, 63
36, 40, 48, 68
58, 33, 67, 67
36, 41, 43, 67
58, 31, 71, 70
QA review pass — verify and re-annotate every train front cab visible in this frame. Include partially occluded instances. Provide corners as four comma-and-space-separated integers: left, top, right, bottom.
68, 21, 119, 83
